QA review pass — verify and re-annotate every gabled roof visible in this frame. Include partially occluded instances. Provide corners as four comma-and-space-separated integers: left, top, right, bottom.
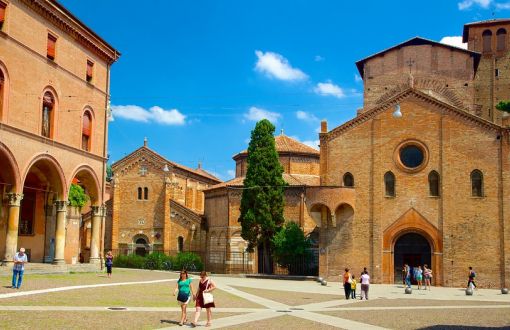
463, 19, 510, 42
233, 134, 319, 160
204, 173, 320, 193
325, 87, 504, 142
112, 146, 221, 183
355, 37, 481, 78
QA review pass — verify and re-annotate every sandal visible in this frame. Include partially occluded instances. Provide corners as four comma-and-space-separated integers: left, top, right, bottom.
206, 323, 212, 327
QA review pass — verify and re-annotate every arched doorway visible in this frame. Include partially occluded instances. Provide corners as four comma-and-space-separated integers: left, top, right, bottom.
134, 236, 149, 256
393, 232, 431, 284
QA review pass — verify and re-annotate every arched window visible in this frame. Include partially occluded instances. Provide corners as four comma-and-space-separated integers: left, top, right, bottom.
471, 170, 483, 197
137, 187, 142, 200
41, 91, 55, 138
144, 187, 148, 200
82, 110, 92, 151
384, 171, 395, 197
0, 70, 4, 119
178, 236, 184, 252
343, 172, 354, 187
135, 237, 147, 244
428, 171, 440, 197
497, 28, 507, 51
483, 30, 493, 53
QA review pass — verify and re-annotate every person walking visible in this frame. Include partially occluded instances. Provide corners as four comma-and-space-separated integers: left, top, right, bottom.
416, 265, 423, 290
174, 270, 194, 326
404, 264, 412, 288
191, 271, 216, 327
12, 248, 28, 289
350, 277, 357, 299
360, 270, 370, 300
423, 264, 432, 290
467, 266, 477, 289
105, 251, 113, 278
343, 268, 352, 300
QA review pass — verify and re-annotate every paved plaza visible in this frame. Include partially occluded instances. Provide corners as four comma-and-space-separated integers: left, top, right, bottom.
0, 269, 509, 329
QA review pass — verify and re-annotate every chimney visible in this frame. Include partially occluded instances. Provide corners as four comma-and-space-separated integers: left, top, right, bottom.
143, 137, 148, 147
320, 120, 328, 133
198, 162, 202, 170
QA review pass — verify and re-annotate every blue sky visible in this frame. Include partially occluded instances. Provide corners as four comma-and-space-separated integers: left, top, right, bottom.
60, 0, 509, 180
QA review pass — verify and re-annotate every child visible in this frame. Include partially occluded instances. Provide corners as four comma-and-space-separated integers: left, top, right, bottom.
350, 277, 357, 299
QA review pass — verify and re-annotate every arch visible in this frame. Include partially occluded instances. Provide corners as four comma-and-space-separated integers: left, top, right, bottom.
343, 172, 354, 187
133, 234, 150, 245
393, 232, 432, 284
0, 141, 21, 193
144, 187, 148, 200
40, 86, 58, 139
471, 169, 483, 197
482, 29, 493, 52
309, 203, 331, 228
69, 164, 101, 205
0, 60, 9, 122
177, 236, 184, 252
133, 234, 149, 256
137, 187, 142, 200
428, 170, 440, 197
81, 108, 93, 151
384, 171, 395, 197
497, 28, 507, 51
22, 153, 67, 200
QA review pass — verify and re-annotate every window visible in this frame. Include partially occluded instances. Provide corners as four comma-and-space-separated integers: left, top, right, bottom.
384, 171, 395, 197
135, 237, 146, 245
497, 28, 507, 51
0, 70, 4, 118
144, 187, 148, 200
343, 172, 354, 187
178, 236, 184, 252
41, 91, 54, 138
137, 187, 142, 200
0, 2, 6, 29
86, 60, 94, 82
483, 30, 492, 53
428, 171, 440, 197
82, 111, 91, 151
400, 145, 424, 168
47, 33, 57, 60
496, 69, 500, 77
471, 169, 484, 197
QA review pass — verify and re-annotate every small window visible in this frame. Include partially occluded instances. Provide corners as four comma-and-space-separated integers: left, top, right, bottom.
144, 187, 148, 200
495, 69, 500, 77
86, 60, 94, 82
428, 171, 440, 197
82, 111, 91, 151
0, 70, 4, 118
471, 170, 484, 197
497, 28, 507, 51
483, 30, 492, 53
137, 187, 142, 200
178, 236, 184, 252
384, 171, 395, 197
47, 33, 57, 60
0, 2, 6, 28
41, 91, 54, 138
139, 165, 148, 176
343, 172, 354, 187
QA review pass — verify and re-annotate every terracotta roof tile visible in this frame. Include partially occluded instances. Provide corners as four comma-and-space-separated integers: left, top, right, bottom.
234, 134, 319, 159
204, 173, 320, 191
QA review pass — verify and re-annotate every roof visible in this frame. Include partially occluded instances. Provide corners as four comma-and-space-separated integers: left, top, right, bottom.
462, 19, 510, 42
112, 146, 221, 183
233, 134, 320, 160
204, 173, 320, 192
355, 37, 481, 78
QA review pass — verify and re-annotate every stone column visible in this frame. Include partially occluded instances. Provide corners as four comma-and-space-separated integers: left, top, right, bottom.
2, 193, 23, 265
89, 206, 102, 264
53, 200, 67, 265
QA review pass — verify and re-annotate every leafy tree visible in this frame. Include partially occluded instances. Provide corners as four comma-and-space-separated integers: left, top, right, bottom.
68, 183, 89, 207
106, 164, 113, 182
239, 119, 286, 273
496, 101, 510, 113
272, 221, 312, 275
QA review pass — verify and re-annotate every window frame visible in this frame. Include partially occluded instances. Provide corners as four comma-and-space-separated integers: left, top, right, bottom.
144, 187, 148, 200
81, 110, 92, 151
47, 32, 57, 61
0, 1, 7, 29
343, 172, 354, 187
428, 170, 440, 197
41, 90, 56, 138
497, 28, 507, 52
471, 169, 484, 197
86, 60, 94, 82
137, 187, 142, 200
384, 171, 396, 197
482, 29, 493, 53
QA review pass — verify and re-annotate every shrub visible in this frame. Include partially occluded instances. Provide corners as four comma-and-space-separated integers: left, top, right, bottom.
68, 184, 89, 207
113, 254, 145, 269
144, 252, 172, 270
171, 252, 204, 272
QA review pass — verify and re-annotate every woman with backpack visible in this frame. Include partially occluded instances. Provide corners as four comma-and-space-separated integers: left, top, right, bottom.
467, 266, 477, 289
174, 270, 194, 326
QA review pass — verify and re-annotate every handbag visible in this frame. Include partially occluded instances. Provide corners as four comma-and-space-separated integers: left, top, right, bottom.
202, 280, 214, 305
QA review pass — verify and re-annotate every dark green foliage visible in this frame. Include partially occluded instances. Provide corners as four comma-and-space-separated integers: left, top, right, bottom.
144, 252, 172, 270
112, 252, 203, 272
113, 254, 145, 269
106, 164, 113, 182
496, 101, 510, 113
272, 222, 314, 275
172, 252, 204, 272
68, 184, 89, 207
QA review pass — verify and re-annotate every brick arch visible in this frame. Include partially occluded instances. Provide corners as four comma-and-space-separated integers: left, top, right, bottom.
0, 60, 11, 122
69, 164, 101, 205
382, 208, 443, 284
22, 153, 68, 200
0, 141, 21, 193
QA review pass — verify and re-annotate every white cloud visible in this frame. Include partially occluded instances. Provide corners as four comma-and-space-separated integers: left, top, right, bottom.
244, 106, 281, 123
496, 1, 510, 9
458, 0, 492, 10
227, 170, 236, 179
302, 140, 320, 150
314, 81, 345, 98
439, 36, 468, 49
111, 105, 186, 125
314, 55, 325, 62
254, 50, 308, 81
296, 110, 318, 122
354, 74, 363, 83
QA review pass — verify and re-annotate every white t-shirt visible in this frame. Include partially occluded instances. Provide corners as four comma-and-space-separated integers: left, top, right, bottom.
360, 274, 370, 285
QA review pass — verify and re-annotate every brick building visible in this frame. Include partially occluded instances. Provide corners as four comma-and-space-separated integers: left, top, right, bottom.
107, 139, 221, 256
0, 0, 119, 265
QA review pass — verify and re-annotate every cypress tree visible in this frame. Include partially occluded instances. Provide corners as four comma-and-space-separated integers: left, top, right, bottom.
239, 119, 286, 273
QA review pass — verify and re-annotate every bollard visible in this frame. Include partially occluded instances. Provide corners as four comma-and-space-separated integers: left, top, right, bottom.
321, 280, 327, 286
317, 277, 324, 283
405, 287, 412, 294
502, 288, 509, 294
466, 287, 474, 296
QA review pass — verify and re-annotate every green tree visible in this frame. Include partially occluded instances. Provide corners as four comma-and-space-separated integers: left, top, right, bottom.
239, 119, 286, 273
272, 221, 312, 275
68, 183, 89, 207
106, 164, 113, 182
496, 101, 510, 113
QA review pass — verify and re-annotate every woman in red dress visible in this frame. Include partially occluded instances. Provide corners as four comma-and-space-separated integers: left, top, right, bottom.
191, 271, 216, 327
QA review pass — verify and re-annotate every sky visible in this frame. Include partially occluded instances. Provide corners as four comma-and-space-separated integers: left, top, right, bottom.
59, 0, 510, 181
